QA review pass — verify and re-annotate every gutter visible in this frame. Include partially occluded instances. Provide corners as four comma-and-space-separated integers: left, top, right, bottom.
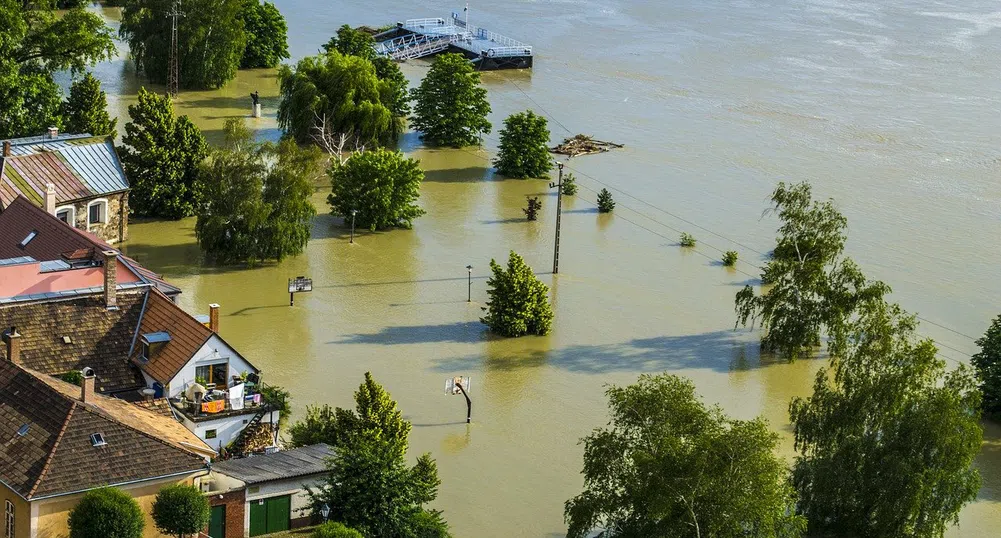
28, 467, 208, 501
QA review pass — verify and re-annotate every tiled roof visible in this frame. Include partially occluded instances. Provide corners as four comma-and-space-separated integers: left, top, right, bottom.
0, 196, 180, 297
0, 135, 128, 206
133, 290, 214, 384
212, 444, 334, 485
0, 360, 206, 500
0, 290, 148, 393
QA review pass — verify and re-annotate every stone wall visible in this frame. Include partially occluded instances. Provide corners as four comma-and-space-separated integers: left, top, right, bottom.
67, 192, 129, 244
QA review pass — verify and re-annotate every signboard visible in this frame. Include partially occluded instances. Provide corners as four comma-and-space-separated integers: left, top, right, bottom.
288, 276, 313, 293
444, 376, 470, 395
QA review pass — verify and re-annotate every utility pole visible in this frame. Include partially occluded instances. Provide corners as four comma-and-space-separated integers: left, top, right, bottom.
549, 162, 564, 274
166, 0, 184, 98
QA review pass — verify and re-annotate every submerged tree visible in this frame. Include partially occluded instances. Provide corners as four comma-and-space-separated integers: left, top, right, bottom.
119, 88, 208, 219
62, 73, 117, 136
481, 251, 553, 337
790, 300, 982, 537
323, 24, 376, 60
735, 182, 889, 359
523, 196, 541, 221
972, 313, 1001, 418
410, 52, 491, 147
327, 148, 425, 230
565, 374, 805, 538
596, 188, 615, 213
239, 0, 289, 68
494, 110, 552, 178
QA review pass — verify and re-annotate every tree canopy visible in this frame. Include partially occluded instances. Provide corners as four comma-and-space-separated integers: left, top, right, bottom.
62, 73, 117, 136
119, 88, 208, 219
307, 373, 450, 537
735, 182, 889, 359
972, 313, 1001, 418
565, 374, 805, 538
323, 24, 377, 60
327, 148, 425, 231
481, 251, 553, 337
278, 51, 401, 147
68, 487, 145, 538
790, 300, 982, 537
321, 26, 410, 119
196, 118, 320, 264
410, 52, 491, 147
494, 110, 552, 178
240, 0, 289, 68
120, 0, 247, 90
151, 484, 211, 538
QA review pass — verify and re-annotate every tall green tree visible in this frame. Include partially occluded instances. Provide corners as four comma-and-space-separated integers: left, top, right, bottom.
151, 484, 211, 538
0, 0, 115, 138
120, 0, 247, 89
62, 73, 117, 136
322, 24, 376, 60
790, 300, 982, 537
972, 314, 1001, 418
196, 118, 319, 264
240, 0, 289, 68
68, 487, 145, 538
321, 26, 409, 118
119, 87, 208, 219
410, 52, 491, 147
327, 148, 425, 231
565, 374, 805, 538
735, 182, 889, 359
278, 51, 400, 147
494, 110, 552, 178
481, 251, 553, 337
307, 373, 450, 537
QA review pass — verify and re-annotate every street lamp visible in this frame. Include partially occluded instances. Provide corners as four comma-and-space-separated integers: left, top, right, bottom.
349, 209, 358, 244
549, 161, 565, 274
466, 265, 473, 302
320, 503, 330, 523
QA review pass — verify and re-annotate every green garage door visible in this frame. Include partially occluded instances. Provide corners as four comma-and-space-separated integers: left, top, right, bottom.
208, 505, 225, 538
249, 495, 291, 536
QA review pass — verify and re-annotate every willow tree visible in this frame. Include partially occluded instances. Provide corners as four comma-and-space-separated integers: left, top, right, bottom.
790, 301, 982, 537
278, 51, 400, 147
410, 52, 491, 147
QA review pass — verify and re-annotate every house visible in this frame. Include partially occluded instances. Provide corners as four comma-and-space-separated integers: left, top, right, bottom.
0, 129, 130, 244
204, 444, 334, 537
0, 195, 180, 299
0, 359, 210, 538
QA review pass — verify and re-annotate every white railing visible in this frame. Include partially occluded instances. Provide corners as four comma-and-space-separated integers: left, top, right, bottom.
404, 18, 447, 29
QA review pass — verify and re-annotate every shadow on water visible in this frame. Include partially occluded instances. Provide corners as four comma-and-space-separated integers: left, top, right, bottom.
122, 242, 260, 276
313, 272, 550, 289
334, 321, 487, 345
480, 217, 529, 225
431, 330, 812, 375
423, 166, 497, 183
564, 207, 598, 214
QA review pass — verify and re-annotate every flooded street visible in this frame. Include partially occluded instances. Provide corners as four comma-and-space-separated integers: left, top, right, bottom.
76, 0, 1001, 535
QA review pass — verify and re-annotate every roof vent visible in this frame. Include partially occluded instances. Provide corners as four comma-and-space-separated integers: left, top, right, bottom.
17, 424, 29, 437
90, 433, 106, 447
18, 230, 37, 248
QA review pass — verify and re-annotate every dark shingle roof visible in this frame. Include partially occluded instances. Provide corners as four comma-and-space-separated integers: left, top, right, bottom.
0, 291, 147, 393
0, 360, 205, 499
212, 444, 334, 485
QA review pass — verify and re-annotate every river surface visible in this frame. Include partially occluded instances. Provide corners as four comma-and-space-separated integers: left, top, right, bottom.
74, 0, 1001, 535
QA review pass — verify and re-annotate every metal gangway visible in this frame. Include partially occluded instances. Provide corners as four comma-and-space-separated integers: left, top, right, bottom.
374, 14, 532, 61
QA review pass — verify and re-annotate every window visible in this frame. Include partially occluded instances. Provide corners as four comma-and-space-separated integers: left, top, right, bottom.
205, 429, 217, 439
87, 199, 107, 226
5, 500, 12, 538
141, 342, 149, 362
16, 424, 28, 437
18, 230, 37, 248
90, 433, 106, 447
196, 363, 229, 388
55, 206, 75, 225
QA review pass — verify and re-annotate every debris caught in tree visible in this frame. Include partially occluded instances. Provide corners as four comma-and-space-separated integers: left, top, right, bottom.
550, 134, 623, 157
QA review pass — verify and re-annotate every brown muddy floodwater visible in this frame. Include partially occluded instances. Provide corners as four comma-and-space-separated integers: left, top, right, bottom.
73, 0, 1001, 536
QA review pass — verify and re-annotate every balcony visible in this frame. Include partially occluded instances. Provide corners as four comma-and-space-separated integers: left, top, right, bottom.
169, 379, 274, 424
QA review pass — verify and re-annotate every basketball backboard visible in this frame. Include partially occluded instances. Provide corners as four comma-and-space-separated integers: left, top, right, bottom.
444, 376, 470, 395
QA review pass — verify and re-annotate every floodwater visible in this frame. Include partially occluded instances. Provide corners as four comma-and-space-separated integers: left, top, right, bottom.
77, 0, 1001, 535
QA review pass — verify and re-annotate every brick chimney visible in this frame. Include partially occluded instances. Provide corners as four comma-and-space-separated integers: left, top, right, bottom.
3, 327, 20, 364
81, 368, 96, 403
209, 304, 220, 333
102, 250, 117, 309
47, 126, 58, 140
44, 183, 56, 215
2, 141, 10, 157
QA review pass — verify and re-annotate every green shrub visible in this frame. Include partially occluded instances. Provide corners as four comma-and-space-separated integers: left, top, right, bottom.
596, 188, 615, 213
313, 521, 364, 538
561, 173, 578, 196
722, 250, 738, 266
151, 484, 210, 538
59, 370, 83, 386
68, 488, 144, 538
680, 232, 697, 248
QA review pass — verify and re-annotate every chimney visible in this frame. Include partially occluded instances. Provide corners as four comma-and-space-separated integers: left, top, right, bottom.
209, 304, 220, 333
81, 368, 96, 403
47, 126, 58, 140
2, 141, 10, 157
44, 183, 56, 215
102, 250, 117, 309
3, 327, 21, 365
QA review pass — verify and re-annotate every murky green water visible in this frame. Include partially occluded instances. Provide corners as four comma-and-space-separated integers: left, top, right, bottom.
74, 0, 1001, 535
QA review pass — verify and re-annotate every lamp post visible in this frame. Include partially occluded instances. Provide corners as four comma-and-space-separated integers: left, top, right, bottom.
466, 265, 473, 302
549, 162, 565, 274
349, 209, 357, 244
320, 503, 330, 523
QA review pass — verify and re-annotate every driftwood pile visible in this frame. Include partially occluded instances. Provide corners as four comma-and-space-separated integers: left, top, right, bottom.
550, 135, 624, 157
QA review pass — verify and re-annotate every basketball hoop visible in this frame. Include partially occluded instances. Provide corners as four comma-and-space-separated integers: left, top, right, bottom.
444, 376, 472, 423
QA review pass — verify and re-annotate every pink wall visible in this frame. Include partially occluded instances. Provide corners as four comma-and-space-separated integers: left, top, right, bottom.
0, 259, 140, 299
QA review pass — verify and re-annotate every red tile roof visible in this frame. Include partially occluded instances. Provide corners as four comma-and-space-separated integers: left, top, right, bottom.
133, 290, 214, 384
